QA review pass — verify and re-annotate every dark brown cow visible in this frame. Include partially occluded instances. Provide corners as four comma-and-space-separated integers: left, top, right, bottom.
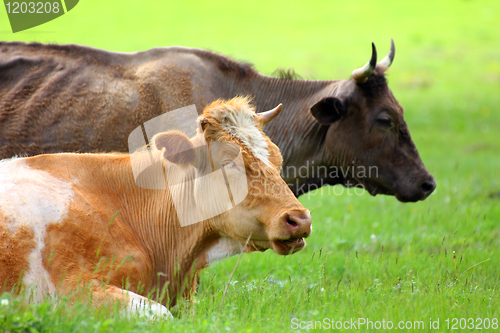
0, 40, 435, 201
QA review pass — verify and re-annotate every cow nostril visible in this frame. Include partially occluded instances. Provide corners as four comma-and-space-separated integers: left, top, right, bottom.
283, 212, 312, 236
286, 215, 298, 227
421, 180, 436, 195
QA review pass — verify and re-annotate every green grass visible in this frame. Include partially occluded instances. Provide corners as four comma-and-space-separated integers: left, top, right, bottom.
1, 0, 500, 332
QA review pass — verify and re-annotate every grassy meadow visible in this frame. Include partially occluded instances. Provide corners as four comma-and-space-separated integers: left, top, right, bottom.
1, 0, 500, 331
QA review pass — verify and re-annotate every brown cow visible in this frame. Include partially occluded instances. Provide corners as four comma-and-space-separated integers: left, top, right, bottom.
0, 39, 435, 201
0, 97, 311, 318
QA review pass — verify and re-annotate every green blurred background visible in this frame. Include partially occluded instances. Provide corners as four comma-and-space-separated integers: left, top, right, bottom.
1, 1, 500, 331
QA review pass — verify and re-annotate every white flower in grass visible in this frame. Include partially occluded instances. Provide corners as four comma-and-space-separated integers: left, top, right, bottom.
0, 299, 8, 306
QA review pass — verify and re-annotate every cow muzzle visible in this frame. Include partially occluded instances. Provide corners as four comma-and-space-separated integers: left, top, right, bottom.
395, 174, 437, 202
271, 210, 312, 255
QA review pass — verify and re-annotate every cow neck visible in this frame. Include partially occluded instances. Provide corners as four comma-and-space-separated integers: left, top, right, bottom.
108, 156, 219, 304
219, 73, 348, 193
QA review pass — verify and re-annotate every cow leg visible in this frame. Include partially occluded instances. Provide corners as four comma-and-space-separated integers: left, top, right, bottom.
89, 282, 173, 320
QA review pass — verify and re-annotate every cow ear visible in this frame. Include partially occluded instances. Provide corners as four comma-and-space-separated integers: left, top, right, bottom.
154, 131, 196, 166
310, 97, 348, 125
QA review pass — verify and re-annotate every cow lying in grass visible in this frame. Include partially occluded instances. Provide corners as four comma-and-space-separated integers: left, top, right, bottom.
0, 97, 312, 318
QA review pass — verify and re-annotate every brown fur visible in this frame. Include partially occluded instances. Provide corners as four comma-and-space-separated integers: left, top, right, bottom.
41, 202, 151, 296
0, 221, 36, 294
357, 69, 389, 97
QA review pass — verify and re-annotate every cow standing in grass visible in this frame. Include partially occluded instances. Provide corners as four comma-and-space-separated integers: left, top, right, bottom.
0, 98, 311, 317
0, 39, 435, 201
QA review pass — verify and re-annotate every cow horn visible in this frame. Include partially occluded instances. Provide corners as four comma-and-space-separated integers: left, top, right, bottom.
351, 42, 377, 83
377, 38, 395, 69
257, 104, 283, 125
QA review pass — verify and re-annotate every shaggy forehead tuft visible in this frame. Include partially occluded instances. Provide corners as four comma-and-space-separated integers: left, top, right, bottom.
202, 97, 271, 166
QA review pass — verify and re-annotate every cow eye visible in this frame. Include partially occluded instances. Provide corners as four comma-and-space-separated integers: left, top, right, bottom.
376, 117, 393, 128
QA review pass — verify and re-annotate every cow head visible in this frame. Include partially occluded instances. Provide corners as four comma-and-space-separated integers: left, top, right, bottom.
155, 97, 312, 255
310, 40, 436, 202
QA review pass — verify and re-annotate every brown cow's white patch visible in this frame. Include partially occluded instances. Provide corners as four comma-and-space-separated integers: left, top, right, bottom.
0, 159, 74, 301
